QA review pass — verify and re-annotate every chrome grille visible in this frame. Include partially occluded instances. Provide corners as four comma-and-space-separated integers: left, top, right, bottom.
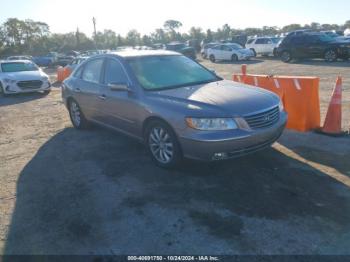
17, 80, 43, 89
244, 106, 280, 129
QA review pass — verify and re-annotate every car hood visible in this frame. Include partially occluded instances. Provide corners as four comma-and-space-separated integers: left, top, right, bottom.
148, 80, 279, 116
1, 70, 47, 81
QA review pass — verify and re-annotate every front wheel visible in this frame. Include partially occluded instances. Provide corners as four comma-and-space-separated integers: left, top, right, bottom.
209, 55, 216, 63
281, 51, 292, 63
231, 54, 238, 62
324, 49, 337, 62
68, 99, 89, 129
145, 121, 182, 168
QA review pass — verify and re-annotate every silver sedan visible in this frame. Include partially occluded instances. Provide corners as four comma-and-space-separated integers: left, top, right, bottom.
62, 50, 287, 168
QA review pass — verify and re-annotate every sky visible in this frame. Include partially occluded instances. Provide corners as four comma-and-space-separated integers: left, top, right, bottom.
0, 0, 349, 36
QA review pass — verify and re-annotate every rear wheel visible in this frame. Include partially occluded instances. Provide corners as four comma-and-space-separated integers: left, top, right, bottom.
209, 54, 216, 63
145, 120, 182, 168
231, 54, 238, 62
281, 51, 292, 63
0, 83, 7, 97
324, 49, 337, 62
68, 99, 89, 129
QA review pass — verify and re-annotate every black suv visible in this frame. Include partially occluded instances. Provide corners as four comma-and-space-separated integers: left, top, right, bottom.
165, 42, 197, 60
277, 32, 350, 62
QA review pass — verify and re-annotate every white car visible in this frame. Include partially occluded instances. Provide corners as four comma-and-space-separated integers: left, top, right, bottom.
245, 37, 281, 56
0, 60, 51, 95
207, 43, 255, 62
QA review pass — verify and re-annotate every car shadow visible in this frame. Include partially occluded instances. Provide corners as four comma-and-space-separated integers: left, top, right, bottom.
0, 92, 50, 107
3, 127, 350, 255
289, 59, 350, 67
212, 59, 264, 65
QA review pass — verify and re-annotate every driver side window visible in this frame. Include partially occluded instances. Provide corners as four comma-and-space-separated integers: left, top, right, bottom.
104, 59, 128, 85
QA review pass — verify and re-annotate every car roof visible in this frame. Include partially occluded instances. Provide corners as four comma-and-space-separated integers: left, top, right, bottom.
0, 59, 34, 63
106, 50, 180, 58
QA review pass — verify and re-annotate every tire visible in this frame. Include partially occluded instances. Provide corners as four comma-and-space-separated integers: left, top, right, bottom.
201, 52, 206, 59
231, 54, 238, 62
209, 55, 216, 63
324, 49, 337, 62
145, 120, 182, 168
68, 99, 89, 129
0, 83, 7, 97
250, 49, 257, 57
43, 89, 51, 95
281, 51, 292, 63
273, 48, 277, 57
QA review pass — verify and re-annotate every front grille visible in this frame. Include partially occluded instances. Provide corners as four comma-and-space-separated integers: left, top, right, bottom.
17, 80, 43, 89
244, 106, 280, 129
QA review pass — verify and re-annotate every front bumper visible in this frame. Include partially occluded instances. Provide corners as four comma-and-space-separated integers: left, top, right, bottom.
2, 80, 51, 94
238, 53, 255, 60
179, 112, 287, 161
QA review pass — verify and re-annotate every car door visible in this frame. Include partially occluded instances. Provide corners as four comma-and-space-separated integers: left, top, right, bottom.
254, 38, 265, 54
307, 35, 325, 58
73, 58, 104, 120
265, 38, 275, 54
97, 58, 139, 136
289, 36, 308, 58
221, 45, 232, 60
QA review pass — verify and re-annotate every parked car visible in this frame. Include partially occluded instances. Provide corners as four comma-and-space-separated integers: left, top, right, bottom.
7, 55, 33, 61
61, 50, 287, 168
32, 52, 58, 67
200, 43, 219, 59
0, 60, 51, 95
51, 55, 75, 67
207, 43, 255, 62
165, 42, 196, 59
245, 37, 280, 56
276, 32, 350, 62
65, 56, 88, 72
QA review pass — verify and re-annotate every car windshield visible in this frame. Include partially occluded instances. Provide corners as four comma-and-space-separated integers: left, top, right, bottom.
127, 55, 219, 90
228, 43, 243, 49
1, 62, 38, 72
271, 37, 281, 43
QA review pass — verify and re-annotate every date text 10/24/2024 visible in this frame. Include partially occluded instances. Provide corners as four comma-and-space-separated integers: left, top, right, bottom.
127, 256, 219, 261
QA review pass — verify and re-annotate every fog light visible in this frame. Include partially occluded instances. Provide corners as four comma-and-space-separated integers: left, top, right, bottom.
212, 152, 228, 160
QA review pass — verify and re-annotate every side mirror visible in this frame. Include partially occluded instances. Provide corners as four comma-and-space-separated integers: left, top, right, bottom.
108, 83, 132, 92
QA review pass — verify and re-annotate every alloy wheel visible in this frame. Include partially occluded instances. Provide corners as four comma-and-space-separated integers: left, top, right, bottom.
149, 126, 174, 164
70, 101, 81, 127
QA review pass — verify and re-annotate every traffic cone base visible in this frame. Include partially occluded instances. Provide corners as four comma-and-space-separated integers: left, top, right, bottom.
318, 76, 344, 136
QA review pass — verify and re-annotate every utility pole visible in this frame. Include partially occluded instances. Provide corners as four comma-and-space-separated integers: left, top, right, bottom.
92, 17, 97, 49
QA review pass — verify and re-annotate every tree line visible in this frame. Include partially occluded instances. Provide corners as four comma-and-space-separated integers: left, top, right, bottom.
0, 18, 349, 56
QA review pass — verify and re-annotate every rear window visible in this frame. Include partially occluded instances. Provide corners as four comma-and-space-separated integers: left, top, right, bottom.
1, 62, 38, 72
246, 39, 255, 44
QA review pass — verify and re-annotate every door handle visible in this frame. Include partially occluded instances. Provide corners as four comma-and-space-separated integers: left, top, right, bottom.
99, 94, 107, 100
74, 87, 81, 93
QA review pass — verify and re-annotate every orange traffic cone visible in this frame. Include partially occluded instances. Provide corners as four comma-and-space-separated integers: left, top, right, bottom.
320, 76, 344, 136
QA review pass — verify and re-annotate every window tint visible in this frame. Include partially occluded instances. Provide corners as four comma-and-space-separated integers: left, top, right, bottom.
104, 59, 128, 85
81, 59, 104, 83
246, 39, 254, 44
255, 38, 268, 44
290, 36, 304, 44
221, 46, 232, 51
74, 65, 83, 78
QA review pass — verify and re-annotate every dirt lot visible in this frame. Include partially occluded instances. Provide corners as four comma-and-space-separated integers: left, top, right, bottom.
0, 58, 350, 255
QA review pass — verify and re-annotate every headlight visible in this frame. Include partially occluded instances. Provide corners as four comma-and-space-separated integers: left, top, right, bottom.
4, 78, 16, 83
186, 118, 238, 130
279, 100, 284, 112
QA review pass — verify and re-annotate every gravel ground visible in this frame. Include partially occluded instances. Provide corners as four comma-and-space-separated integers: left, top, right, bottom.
0, 59, 350, 255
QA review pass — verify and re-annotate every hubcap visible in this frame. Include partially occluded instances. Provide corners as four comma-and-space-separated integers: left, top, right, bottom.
282, 52, 290, 61
70, 102, 81, 126
326, 51, 336, 61
149, 127, 174, 164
